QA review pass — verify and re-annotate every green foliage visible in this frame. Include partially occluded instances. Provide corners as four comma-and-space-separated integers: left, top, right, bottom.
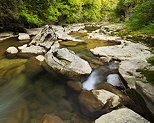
127, 0, 154, 30
20, 10, 44, 24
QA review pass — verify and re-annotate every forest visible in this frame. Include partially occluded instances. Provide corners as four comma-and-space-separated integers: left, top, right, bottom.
0, 0, 154, 32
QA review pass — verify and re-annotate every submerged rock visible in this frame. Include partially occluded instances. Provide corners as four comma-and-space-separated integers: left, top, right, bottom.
45, 48, 92, 80
79, 89, 121, 118
41, 114, 64, 123
67, 80, 82, 92
18, 33, 30, 41
95, 108, 150, 123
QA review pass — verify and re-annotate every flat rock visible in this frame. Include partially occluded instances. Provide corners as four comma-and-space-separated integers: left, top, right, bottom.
18, 33, 30, 41
35, 55, 45, 62
90, 41, 152, 61
18, 45, 46, 58
18, 44, 28, 50
45, 48, 92, 80
26, 28, 42, 36
95, 108, 150, 123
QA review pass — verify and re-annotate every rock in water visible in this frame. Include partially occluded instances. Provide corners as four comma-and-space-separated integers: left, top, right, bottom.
6, 46, 18, 58
30, 25, 58, 45
79, 89, 121, 118
45, 48, 92, 80
41, 114, 64, 123
18, 33, 30, 41
95, 108, 150, 123
107, 74, 124, 89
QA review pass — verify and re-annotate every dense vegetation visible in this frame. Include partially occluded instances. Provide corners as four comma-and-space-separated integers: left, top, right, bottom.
0, 0, 153, 32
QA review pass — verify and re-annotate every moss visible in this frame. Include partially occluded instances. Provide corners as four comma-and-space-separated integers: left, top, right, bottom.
136, 68, 154, 86
147, 57, 154, 65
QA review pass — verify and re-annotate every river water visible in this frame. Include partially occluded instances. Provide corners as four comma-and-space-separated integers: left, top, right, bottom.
0, 29, 126, 123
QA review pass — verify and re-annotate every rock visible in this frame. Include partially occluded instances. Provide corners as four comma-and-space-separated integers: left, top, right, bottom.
107, 74, 124, 89
45, 48, 92, 80
135, 81, 154, 114
119, 59, 149, 88
57, 110, 73, 120
35, 55, 45, 62
95, 108, 150, 123
6, 46, 18, 54
0, 32, 17, 42
100, 56, 111, 63
26, 28, 42, 36
6, 46, 18, 58
92, 89, 121, 108
90, 41, 152, 61
39, 41, 54, 50
67, 80, 82, 92
18, 33, 30, 41
88, 29, 121, 41
50, 41, 60, 51
95, 83, 142, 112
79, 89, 121, 118
41, 114, 64, 123
18, 45, 46, 58
18, 44, 28, 50
25, 57, 44, 77
30, 25, 57, 45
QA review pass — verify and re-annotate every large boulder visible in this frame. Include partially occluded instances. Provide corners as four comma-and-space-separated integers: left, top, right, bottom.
79, 89, 121, 118
18, 33, 30, 41
95, 108, 150, 123
45, 48, 92, 80
30, 25, 57, 45
135, 81, 154, 114
119, 59, 149, 88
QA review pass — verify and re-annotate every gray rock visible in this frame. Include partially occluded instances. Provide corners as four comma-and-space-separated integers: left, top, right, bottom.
18, 44, 28, 50
119, 59, 149, 88
90, 41, 152, 61
95, 108, 150, 123
26, 28, 42, 36
45, 48, 92, 80
30, 25, 57, 45
18, 33, 30, 41
107, 74, 124, 88
35, 55, 45, 62
0, 32, 16, 42
18, 45, 46, 58
135, 81, 154, 114
6, 46, 18, 54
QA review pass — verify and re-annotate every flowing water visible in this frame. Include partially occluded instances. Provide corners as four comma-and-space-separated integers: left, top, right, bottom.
0, 28, 126, 123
